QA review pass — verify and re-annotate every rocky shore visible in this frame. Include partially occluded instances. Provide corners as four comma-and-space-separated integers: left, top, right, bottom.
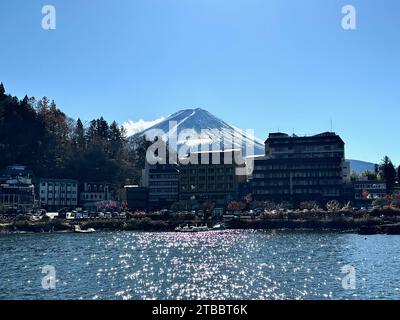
358, 223, 400, 235
1, 208, 400, 235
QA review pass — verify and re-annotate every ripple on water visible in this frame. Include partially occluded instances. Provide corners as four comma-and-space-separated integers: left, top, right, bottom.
1, 230, 400, 299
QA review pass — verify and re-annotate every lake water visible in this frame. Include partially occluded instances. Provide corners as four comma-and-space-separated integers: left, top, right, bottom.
1, 230, 400, 300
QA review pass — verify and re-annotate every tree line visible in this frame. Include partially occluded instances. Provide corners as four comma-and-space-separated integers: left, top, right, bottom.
0, 82, 151, 193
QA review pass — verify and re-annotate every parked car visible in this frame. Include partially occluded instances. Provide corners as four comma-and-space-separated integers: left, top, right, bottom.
66, 211, 75, 220
233, 211, 241, 216
75, 211, 83, 219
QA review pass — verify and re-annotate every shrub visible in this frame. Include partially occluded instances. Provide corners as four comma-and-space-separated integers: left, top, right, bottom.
277, 201, 292, 210
227, 201, 246, 211
391, 193, 400, 208
372, 197, 391, 208
299, 201, 319, 210
326, 200, 341, 212
14, 214, 28, 222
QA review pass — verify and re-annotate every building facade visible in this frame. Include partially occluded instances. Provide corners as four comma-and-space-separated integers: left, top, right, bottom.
80, 182, 111, 208
0, 165, 35, 212
252, 132, 347, 204
39, 179, 78, 210
179, 150, 246, 206
142, 163, 179, 210
353, 179, 387, 206
121, 185, 148, 211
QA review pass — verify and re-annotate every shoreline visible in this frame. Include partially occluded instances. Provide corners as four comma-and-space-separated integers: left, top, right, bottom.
2, 209, 400, 235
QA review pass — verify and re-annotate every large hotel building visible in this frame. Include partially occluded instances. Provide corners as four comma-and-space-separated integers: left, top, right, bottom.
179, 150, 246, 206
251, 132, 350, 204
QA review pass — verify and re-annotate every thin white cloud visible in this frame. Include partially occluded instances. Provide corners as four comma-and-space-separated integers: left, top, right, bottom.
122, 117, 165, 136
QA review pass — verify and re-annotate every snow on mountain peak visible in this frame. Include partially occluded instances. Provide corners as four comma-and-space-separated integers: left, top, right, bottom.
129, 108, 265, 156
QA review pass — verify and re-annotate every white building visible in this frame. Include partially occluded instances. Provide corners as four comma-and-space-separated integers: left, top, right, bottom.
39, 179, 78, 210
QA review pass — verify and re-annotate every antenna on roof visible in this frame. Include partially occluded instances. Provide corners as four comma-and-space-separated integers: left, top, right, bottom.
330, 118, 333, 132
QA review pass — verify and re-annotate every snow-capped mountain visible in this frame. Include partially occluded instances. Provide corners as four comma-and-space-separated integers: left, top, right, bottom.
130, 108, 265, 156
128, 108, 377, 172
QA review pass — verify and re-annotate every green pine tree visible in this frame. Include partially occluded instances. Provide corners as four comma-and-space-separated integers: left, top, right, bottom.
0, 82, 5, 98
380, 156, 396, 194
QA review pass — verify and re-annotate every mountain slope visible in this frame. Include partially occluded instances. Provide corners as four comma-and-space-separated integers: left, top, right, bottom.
348, 159, 377, 174
129, 108, 376, 170
131, 108, 265, 156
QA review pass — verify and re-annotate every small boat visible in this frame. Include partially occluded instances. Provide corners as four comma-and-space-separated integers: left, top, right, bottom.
198, 225, 209, 232
175, 224, 209, 233
182, 225, 195, 232
211, 223, 225, 230
74, 225, 95, 233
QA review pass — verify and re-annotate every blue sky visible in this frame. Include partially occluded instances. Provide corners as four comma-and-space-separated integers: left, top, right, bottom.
1, 0, 399, 164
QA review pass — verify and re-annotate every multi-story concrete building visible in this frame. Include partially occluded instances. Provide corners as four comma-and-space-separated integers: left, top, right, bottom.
142, 163, 179, 210
80, 182, 111, 208
0, 165, 35, 211
252, 132, 347, 204
39, 178, 78, 210
353, 179, 387, 205
120, 185, 148, 211
179, 149, 246, 206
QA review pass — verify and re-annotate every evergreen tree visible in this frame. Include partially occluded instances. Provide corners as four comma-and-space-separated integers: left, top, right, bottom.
74, 118, 86, 152
109, 121, 123, 158
36, 96, 50, 113
0, 83, 151, 193
96, 117, 110, 141
380, 156, 396, 194
0, 82, 5, 98
22, 95, 30, 106
362, 170, 378, 181
398, 165, 400, 183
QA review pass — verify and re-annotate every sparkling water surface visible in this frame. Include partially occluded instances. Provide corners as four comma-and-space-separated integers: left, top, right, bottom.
1, 230, 400, 300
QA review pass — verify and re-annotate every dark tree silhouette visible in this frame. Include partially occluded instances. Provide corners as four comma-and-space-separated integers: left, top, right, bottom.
380, 156, 396, 194
0, 83, 149, 191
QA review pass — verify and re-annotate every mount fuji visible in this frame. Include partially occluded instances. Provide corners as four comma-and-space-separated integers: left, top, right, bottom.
129, 108, 265, 156
127, 108, 376, 172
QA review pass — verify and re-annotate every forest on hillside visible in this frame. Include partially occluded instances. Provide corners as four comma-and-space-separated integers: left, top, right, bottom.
0, 83, 151, 189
